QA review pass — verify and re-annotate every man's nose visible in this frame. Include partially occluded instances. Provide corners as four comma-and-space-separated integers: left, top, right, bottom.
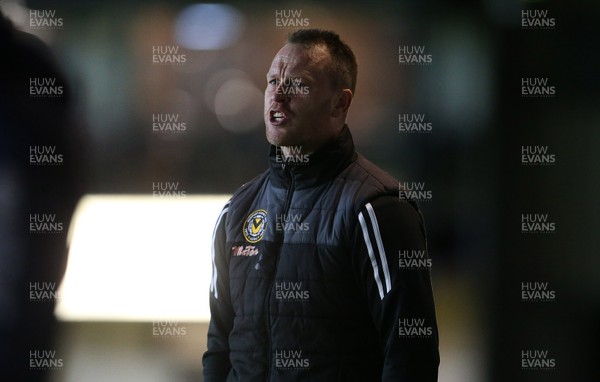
274, 84, 289, 103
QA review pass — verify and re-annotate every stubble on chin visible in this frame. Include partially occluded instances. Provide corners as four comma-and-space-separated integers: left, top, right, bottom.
265, 125, 287, 147
265, 125, 294, 146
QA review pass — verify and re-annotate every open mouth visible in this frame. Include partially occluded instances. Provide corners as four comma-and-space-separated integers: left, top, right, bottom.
269, 110, 288, 125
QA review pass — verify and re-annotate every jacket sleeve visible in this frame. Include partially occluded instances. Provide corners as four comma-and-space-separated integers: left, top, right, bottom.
353, 196, 439, 381
202, 202, 234, 381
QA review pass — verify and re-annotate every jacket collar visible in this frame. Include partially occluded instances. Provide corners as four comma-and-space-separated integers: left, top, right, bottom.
268, 124, 357, 190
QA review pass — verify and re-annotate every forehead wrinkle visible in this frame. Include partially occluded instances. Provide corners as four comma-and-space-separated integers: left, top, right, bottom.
268, 60, 308, 80
267, 45, 322, 83
267, 55, 290, 76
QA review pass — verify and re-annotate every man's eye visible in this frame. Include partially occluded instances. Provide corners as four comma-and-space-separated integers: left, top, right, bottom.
268, 79, 278, 86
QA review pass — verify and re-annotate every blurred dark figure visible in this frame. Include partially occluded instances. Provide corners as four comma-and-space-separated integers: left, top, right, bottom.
0, 11, 84, 382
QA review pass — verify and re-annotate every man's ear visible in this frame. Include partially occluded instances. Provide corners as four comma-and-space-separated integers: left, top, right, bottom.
332, 89, 353, 118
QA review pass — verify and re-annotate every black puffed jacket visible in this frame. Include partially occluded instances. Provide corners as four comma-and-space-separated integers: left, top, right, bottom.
203, 126, 439, 381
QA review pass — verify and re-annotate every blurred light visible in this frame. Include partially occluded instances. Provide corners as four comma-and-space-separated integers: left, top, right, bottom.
157, 89, 194, 140
0, 1, 28, 31
427, 19, 493, 140
174, 3, 245, 50
214, 77, 264, 133
204, 69, 246, 112
165, 89, 193, 119
204, 69, 264, 133
56, 194, 230, 322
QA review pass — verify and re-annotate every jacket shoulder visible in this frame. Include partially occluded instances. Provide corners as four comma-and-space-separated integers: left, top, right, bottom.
351, 154, 399, 190
354, 154, 420, 214
341, 154, 421, 216
230, 170, 269, 201
225, 169, 269, 223
340, 153, 399, 199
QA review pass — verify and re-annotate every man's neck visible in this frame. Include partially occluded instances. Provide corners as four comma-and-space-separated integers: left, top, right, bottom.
280, 125, 346, 158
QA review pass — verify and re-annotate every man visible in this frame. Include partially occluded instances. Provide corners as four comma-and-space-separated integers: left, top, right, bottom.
203, 29, 439, 381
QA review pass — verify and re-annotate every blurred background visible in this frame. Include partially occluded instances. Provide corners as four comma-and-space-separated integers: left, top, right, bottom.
0, 0, 598, 381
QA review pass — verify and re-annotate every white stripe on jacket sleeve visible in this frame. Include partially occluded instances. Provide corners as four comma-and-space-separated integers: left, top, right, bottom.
365, 203, 392, 293
210, 205, 229, 299
358, 211, 385, 300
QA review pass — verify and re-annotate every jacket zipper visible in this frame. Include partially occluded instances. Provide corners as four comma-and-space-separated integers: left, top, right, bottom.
265, 165, 295, 381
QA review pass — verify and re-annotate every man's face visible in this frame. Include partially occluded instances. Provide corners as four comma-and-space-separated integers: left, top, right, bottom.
264, 43, 341, 153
